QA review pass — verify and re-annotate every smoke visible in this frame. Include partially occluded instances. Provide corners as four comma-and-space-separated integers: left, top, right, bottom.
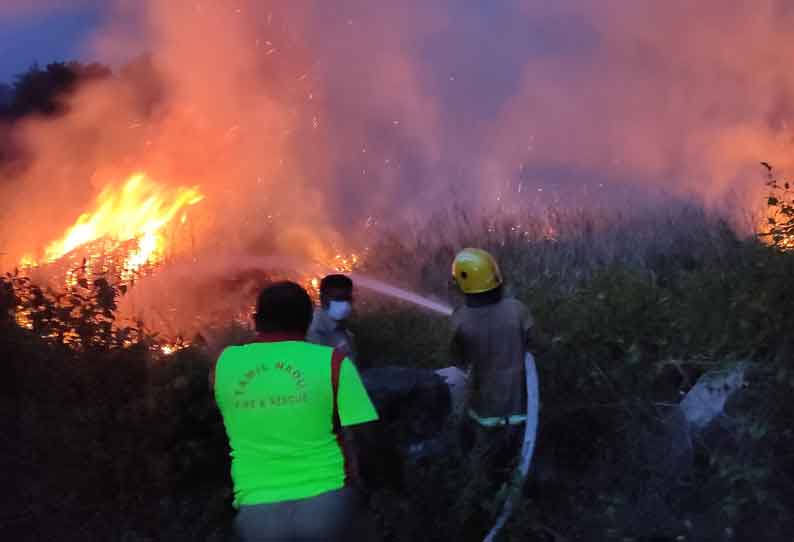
0, 1, 325, 264
484, 1, 794, 202
2, 0, 794, 266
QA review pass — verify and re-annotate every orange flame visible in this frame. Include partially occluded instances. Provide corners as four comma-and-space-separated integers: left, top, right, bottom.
27, 172, 204, 273
306, 252, 361, 298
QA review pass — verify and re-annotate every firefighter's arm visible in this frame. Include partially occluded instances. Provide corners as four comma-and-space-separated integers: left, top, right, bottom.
450, 331, 462, 364
523, 315, 551, 357
521, 303, 549, 356
525, 326, 545, 356
449, 310, 470, 373
451, 334, 473, 377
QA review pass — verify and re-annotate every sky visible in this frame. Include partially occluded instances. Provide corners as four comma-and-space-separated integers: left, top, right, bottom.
2, 0, 794, 266
0, 2, 103, 83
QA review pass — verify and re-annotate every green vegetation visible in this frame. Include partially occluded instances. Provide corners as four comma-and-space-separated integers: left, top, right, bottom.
4, 197, 794, 540
355, 202, 794, 540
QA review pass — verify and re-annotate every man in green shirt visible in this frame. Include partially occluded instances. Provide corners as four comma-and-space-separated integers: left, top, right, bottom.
213, 281, 379, 541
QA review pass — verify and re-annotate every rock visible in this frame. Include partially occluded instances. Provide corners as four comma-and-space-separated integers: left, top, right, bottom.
680, 364, 746, 430
618, 364, 750, 540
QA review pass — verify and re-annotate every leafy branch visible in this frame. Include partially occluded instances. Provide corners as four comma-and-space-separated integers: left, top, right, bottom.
761, 162, 794, 249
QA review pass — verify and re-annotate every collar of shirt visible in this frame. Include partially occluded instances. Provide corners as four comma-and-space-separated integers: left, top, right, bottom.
464, 286, 504, 308
255, 331, 306, 343
315, 308, 343, 332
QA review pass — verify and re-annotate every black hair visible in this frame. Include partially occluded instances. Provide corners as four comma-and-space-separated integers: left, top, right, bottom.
320, 274, 353, 295
254, 281, 313, 334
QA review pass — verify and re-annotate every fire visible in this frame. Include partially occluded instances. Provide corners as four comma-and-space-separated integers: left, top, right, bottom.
331, 253, 359, 273
759, 217, 794, 250
9, 171, 203, 352
158, 342, 189, 356
27, 172, 204, 275
307, 252, 361, 297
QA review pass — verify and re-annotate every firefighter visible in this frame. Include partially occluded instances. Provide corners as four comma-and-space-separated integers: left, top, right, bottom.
449, 248, 536, 531
306, 274, 358, 364
212, 281, 379, 541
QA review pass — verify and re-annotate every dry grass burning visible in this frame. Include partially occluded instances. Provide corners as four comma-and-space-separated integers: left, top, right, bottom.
20, 172, 203, 278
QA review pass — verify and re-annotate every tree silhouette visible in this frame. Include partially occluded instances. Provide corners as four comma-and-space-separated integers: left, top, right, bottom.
5, 61, 111, 119
0, 83, 12, 108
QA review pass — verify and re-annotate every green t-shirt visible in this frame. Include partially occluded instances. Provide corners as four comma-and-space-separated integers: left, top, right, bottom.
214, 339, 378, 507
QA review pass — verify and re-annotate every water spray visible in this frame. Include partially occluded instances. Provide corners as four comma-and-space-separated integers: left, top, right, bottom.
236, 256, 454, 316
348, 273, 453, 316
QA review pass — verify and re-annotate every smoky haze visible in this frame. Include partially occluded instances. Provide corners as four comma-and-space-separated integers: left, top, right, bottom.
1, 0, 791, 265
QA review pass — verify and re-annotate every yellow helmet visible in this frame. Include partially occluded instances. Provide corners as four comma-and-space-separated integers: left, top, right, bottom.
451, 248, 503, 294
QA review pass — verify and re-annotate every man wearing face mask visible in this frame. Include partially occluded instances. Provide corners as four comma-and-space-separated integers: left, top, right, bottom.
307, 274, 358, 365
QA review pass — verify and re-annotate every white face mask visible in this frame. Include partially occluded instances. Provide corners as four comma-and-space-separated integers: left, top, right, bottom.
326, 300, 352, 321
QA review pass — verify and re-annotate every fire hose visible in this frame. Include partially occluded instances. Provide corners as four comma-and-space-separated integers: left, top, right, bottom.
483, 352, 540, 542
